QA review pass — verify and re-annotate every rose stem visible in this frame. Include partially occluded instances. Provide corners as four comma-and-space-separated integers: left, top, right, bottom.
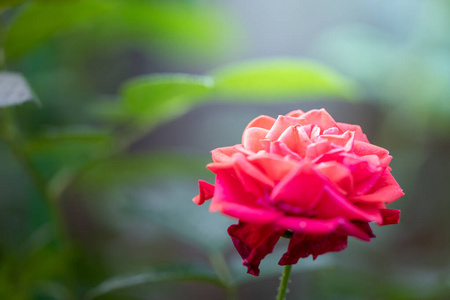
276, 264, 292, 300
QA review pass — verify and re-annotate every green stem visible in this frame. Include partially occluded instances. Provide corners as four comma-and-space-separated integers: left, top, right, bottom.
276, 265, 292, 300
208, 251, 238, 300
0, 108, 68, 245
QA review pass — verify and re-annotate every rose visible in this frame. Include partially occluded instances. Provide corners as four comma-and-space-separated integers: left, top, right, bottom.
193, 108, 404, 276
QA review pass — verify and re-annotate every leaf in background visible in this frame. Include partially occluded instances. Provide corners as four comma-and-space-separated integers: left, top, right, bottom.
79, 153, 210, 188
5, 0, 112, 59
85, 264, 224, 300
25, 127, 113, 181
120, 74, 214, 126
100, 0, 233, 58
211, 58, 358, 101
0, 0, 26, 11
0, 72, 36, 107
5, 0, 233, 61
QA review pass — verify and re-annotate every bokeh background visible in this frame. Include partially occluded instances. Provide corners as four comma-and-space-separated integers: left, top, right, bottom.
1, 0, 450, 299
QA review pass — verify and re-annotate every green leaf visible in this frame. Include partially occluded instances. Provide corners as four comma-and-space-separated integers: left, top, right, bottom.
79, 152, 210, 188
85, 264, 224, 299
5, 0, 231, 60
5, 0, 112, 59
211, 58, 358, 100
25, 127, 113, 181
0, 72, 36, 107
0, 0, 26, 11
120, 74, 214, 126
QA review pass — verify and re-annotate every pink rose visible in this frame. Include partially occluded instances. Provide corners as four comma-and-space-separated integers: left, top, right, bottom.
194, 109, 404, 276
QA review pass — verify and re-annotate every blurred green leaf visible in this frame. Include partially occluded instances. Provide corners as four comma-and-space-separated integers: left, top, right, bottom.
0, 0, 26, 11
5, 0, 112, 59
86, 264, 224, 300
211, 58, 358, 100
0, 72, 36, 107
25, 127, 112, 180
5, 0, 231, 60
79, 152, 210, 188
97, 0, 232, 58
120, 74, 214, 126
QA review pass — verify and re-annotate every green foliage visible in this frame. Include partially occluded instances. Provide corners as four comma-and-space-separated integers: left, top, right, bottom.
4, 1, 420, 299
103, 58, 357, 134
212, 58, 357, 100
86, 264, 224, 299
5, 0, 231, 61
5, 0, 111, 60
0, 0, 26, 11
120, 74, 214, 126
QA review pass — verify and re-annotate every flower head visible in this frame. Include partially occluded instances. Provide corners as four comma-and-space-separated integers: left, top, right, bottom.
194, 109, 404, 276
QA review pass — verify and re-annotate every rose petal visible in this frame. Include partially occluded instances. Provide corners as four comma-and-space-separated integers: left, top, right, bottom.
279, 232, 347, 265
242, 127, 269, 152
211, 146, 239, 163
278, 125, 301, 153
299, 108, 340, 131
270, 140, 303, 161
209, 171, 257, 212
316, 185, 383, 223
286, 109, 305, 118
248, 154, 297, 181
271, 162, 326, 209
353, 140, 389, 160
305, 140, 333, 160
320, 130, 354, 152
217, 202, 283, 223
337, 122, 369, 143
245, 115, 276, 131
228, 221, 284, 276
350, 170, 404, 204
379, 209, 401, 226
266, 116, 293, 141
193, 180, 215, 205
315, 161, 352, 193
352, 221, 376, 238
233, 153, 274, 196
273, 216, 371, 241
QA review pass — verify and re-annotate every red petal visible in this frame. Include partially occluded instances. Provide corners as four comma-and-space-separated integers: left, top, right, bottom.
315, 161, 353, 194
233, 153, 274, 196
244, 115, 276, 131
271, 162, 326, 209
286, 109, 305, 118
242, 127, 269, 152
279, 232, 347, 265
337, 122, 369, 143
248, 153, 296, 181
353, 140, 389, 160
351, 170, 404, 204
274, 216, 371, 241
211, 146, 239, 163
315, 186, 383, 223
228, 221, 284, 276
192, 180, 214, 205
266, 116, 293, 141
379, 209, 401, 225
209, 171, 257, 212
299, 108, 340, 131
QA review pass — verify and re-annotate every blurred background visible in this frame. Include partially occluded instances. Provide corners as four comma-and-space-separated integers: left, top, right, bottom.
1, 0, 449, 299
